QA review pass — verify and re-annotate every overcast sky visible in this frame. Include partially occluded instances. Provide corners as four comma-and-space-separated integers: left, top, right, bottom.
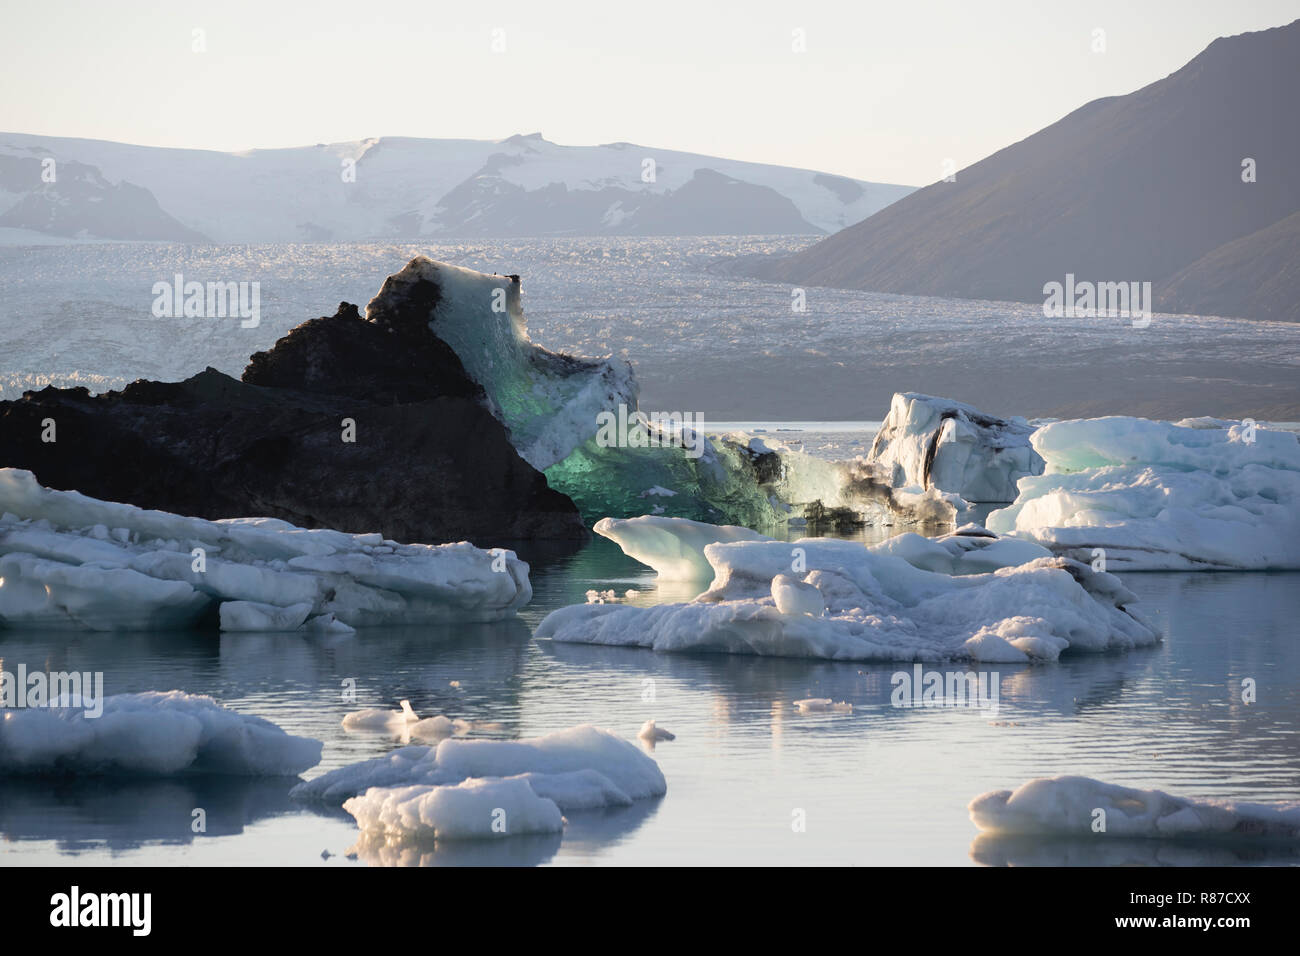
3, 0, 1298, 185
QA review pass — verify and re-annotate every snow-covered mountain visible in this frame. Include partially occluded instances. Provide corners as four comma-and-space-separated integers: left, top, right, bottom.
0, 132, 912, 242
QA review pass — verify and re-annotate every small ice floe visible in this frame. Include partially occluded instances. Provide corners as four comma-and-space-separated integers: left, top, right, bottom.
771, 573, 825, 617
969, 776, 1300, 840
292, 724, 666, 808
585, 588, 640, 604
637, 719, 675, 744
793, 698, 852, 714
342, 700, 468, 742
0, 690, 322, 776
311, 725, 666, 843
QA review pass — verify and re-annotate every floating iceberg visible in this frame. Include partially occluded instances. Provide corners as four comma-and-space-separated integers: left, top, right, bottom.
366, 257, 637, 471
594, 515, 770, 581
343, 777, 565, 841
594, 513, 1053, 586
0, 690, 322, 776
537, 534, 1157, 662
987, 418, 1300, 570
970, 776, 1300, 840
0, 468, 531, 631
291, 724, 667, 806
863, 393, 1043, 503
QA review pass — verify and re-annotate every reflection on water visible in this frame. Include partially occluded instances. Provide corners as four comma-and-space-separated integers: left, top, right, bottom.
1, 534, 1297, 866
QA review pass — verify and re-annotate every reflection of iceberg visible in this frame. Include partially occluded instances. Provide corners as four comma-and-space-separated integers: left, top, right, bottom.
970, 775, 1300, 840
347, 828, 564, 867
971, 832, 1300, 866
0, 775, 301, 852
0, 691, 322, 776
0, 468, 531, 631
988, 418, 1300, 570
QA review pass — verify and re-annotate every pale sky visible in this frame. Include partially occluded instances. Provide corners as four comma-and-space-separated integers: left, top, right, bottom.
2, 0, 1298, 185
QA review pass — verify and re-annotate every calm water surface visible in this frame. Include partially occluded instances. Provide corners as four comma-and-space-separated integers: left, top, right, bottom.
1, 533, 1296, 867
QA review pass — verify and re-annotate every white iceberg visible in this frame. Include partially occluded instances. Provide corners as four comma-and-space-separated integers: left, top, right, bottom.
986, 418, 1300, 570
0, 468, 531, 631
970, 776, 1300, 840
0, 690, 322, 776
864, 393, 1043, 503
343, 777, 565, 841
593, 515, 1053, 592
594, 514, 770, 581
366, 257, 637, 471
291, 724, 667, 806
536, 536, 1157, 663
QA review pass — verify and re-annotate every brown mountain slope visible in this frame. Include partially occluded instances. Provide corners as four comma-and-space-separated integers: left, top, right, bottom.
752, 20, 1300, 320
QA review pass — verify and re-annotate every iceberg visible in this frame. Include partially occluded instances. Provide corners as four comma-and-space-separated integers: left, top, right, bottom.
593, 513, 1053, 584
343, 777, 565, 841
0, 690, 322, 776
986, 417, 1300, 570
536, 534, 1157, 663
970, 776, 1300, 840
863, 393, 1044, 503
366, 257, 637, 471
0, 468, 531, 631
594, 515, 770, 581
291, 724, 667, 806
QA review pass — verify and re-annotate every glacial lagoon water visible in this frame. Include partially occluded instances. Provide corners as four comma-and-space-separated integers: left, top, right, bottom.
1, 523, 1296, 867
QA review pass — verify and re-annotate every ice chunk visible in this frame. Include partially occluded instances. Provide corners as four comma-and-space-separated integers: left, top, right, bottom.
343, 777, 564, 841
594, 515, 771, 582
793, 698, 852, 714
0, 690, 322, 776
771, 573, 825, 616
341, 700, 467, 742
986, 418, 1300, 570
219, 600, 313, 632
637, 720, 675, 742
536, 536, 1157, 662
864, 393, 1043, 502
970, 776, 1300, 840
0, 468, 531, 631
366, 258, 637, 471
291, 724, 666, 806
